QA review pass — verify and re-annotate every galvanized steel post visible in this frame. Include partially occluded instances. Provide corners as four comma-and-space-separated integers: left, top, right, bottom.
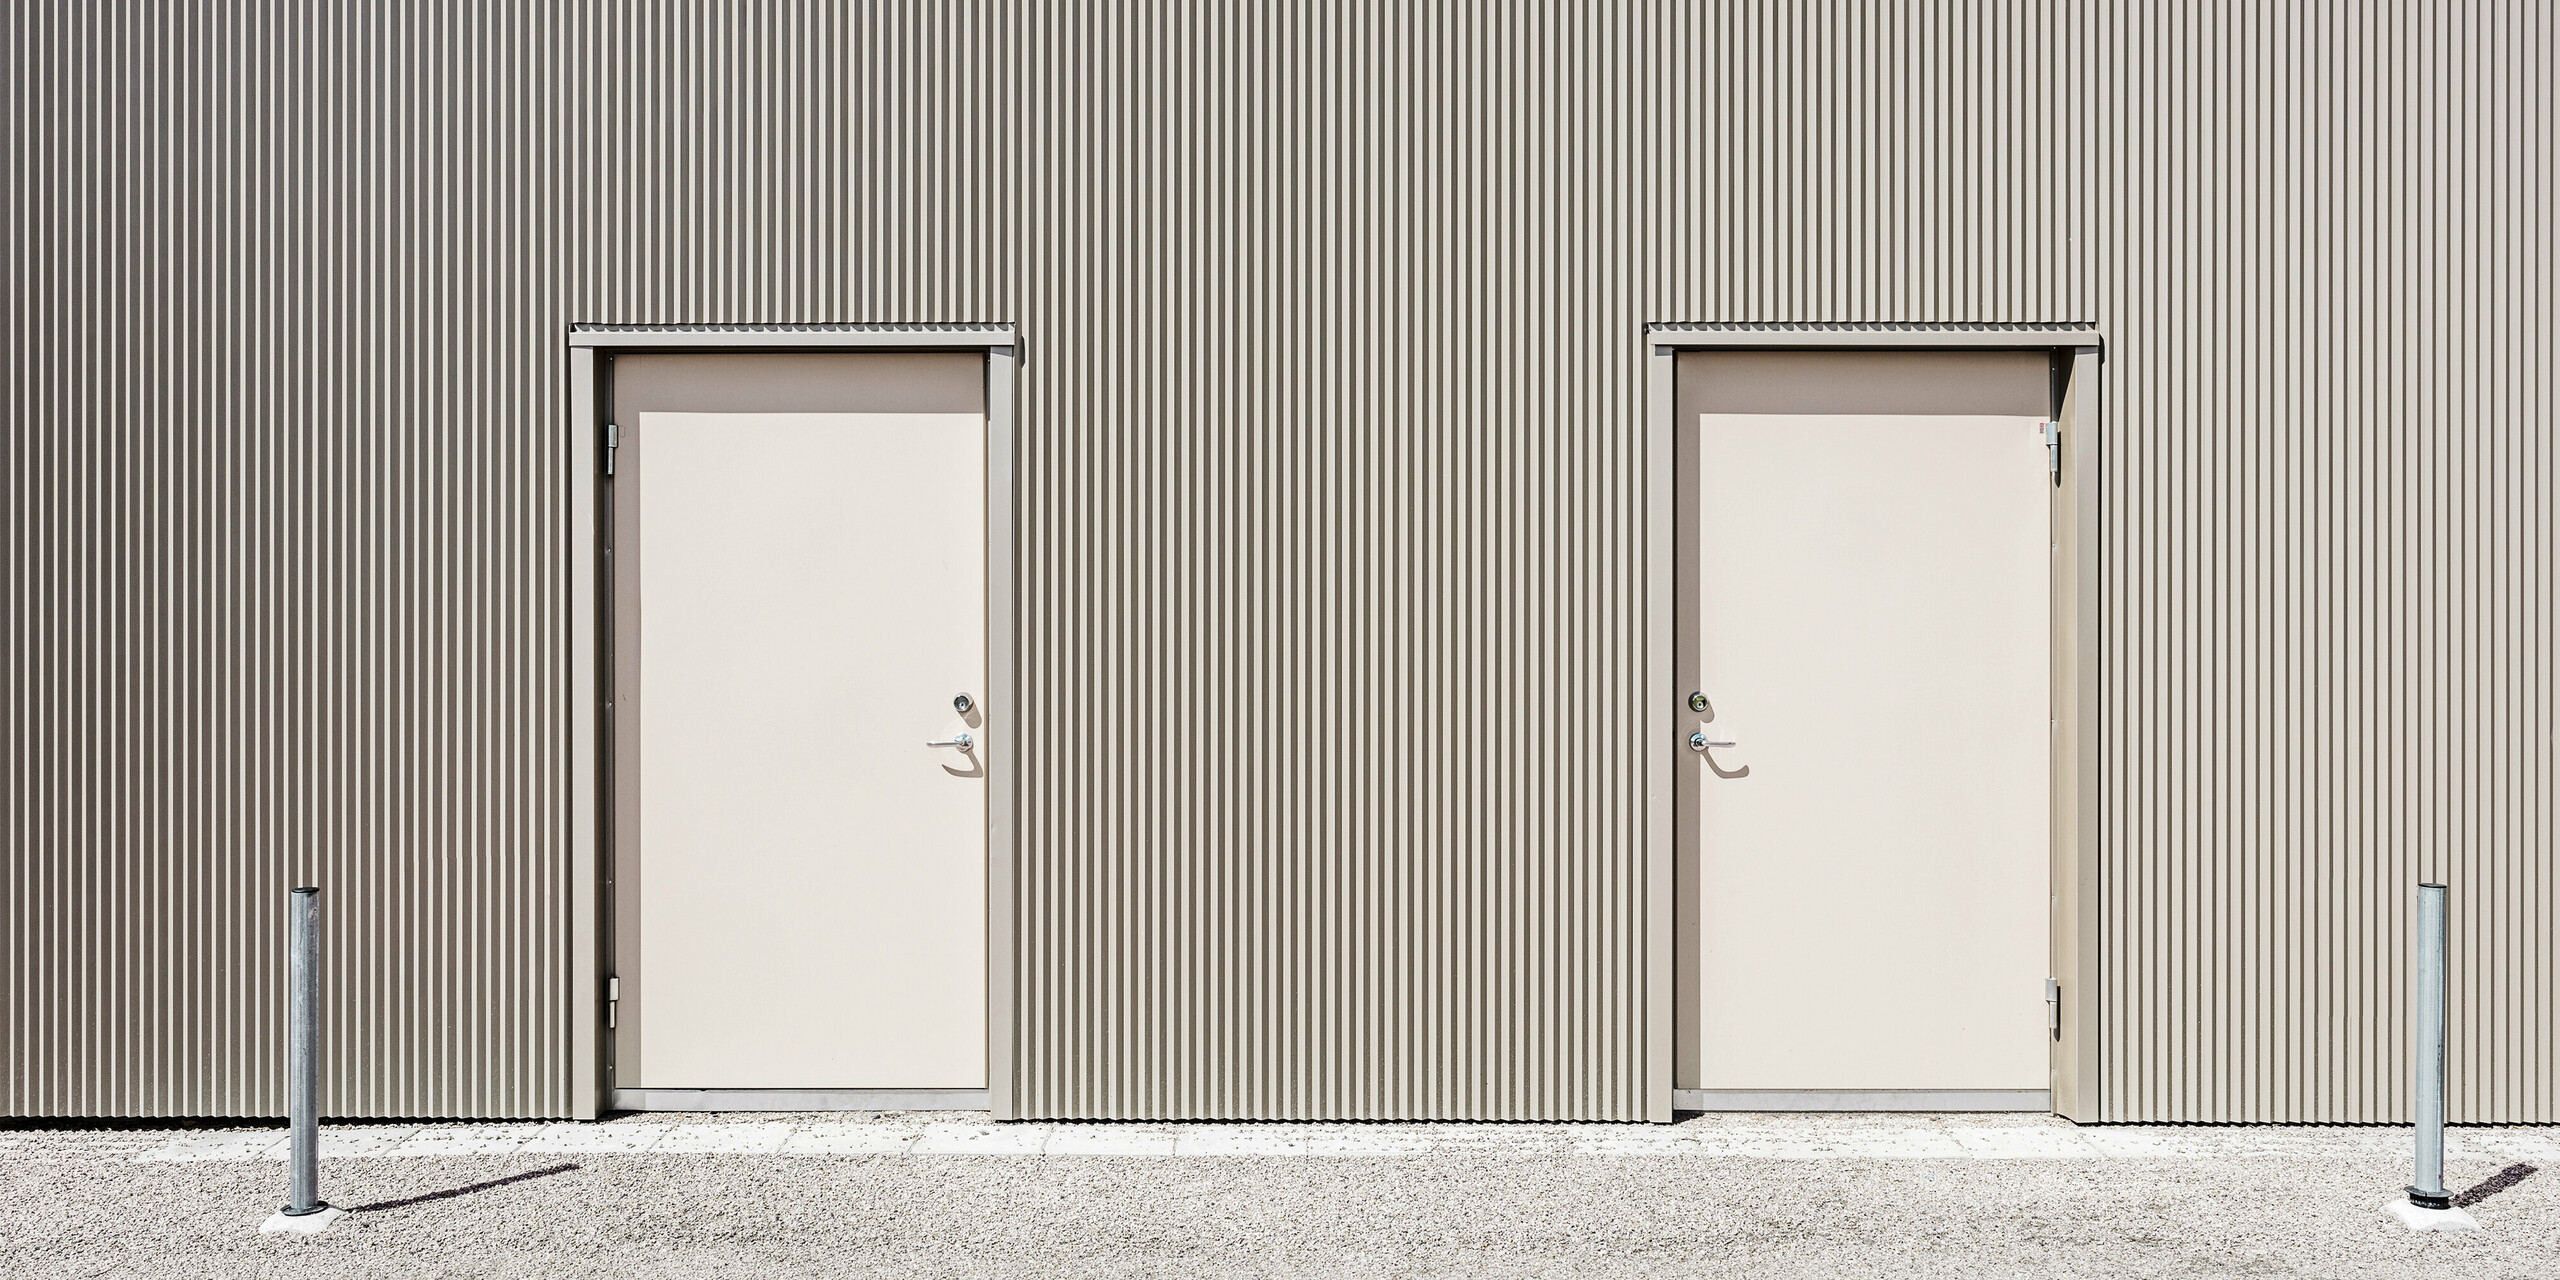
2409, 883, 2450, 1211
283, 886, 324, 1217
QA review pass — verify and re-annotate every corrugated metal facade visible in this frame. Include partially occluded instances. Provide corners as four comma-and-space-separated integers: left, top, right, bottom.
2095, 4, 2558, 1123
5, 1, 2551, 1120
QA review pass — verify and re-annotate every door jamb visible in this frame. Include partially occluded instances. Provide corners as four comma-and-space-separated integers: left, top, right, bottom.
1643, 323, 2104, 1123
565, 323, 1021, 1120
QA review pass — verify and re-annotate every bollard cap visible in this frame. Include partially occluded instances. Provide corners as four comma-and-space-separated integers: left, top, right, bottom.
292, 886, 320, 895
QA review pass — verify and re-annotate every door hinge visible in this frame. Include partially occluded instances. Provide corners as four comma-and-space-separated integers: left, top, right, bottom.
2041, 420, 2061, 480
2044, 978, 2061, 1034
605, 422, 620, 476
607, 975, 620, 1029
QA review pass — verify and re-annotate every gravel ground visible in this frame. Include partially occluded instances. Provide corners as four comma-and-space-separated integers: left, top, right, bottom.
2, 1114, 2553, 1278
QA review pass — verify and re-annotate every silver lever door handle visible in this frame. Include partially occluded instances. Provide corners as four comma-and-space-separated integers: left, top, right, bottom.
1688, 731, 1734, 751
926, 732, 974, 750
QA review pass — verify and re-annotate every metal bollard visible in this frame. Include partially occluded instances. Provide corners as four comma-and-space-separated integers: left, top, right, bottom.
2408, 883, 2449, 1211
283, 886, 325, 1218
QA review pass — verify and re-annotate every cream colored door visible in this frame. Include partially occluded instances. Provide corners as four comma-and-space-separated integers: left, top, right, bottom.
628, 399, 986, 1089
1676, 350, 2051, 1095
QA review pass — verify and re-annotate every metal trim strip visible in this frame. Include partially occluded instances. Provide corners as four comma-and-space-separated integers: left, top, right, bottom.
1650, 324, 2104, 351
569, 325, 1018, 350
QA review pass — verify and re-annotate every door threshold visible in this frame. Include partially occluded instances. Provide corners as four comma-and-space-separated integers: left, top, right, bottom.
1675, 1088, 2051, 1112
615, 1088, 991, 1112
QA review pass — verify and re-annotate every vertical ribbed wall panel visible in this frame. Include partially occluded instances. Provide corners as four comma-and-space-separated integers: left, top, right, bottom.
2095, 1, 2559, 1124
2, 1, 574, 1115
6, 2, 2552, 1121
1007, 0, 1667, 1121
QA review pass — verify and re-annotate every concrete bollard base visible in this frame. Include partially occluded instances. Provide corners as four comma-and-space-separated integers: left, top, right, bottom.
259, 1205, 344, 1235
2384, 1199, 2479, 1232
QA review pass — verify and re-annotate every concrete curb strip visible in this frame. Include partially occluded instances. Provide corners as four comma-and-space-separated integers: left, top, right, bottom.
112, 1119, 2560, 1165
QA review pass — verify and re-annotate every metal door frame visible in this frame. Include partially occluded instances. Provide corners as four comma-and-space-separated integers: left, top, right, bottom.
1644, 323, 2103, 1122
566, 323, 1020, 1119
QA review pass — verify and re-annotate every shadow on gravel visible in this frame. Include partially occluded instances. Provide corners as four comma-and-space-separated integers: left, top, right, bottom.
2454, 1164, 2538, 1209
349, 1163, 581, 1213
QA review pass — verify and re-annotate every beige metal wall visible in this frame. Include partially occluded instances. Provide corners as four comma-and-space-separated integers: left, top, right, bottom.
2091, 5, 2557, 1124
6, 1, 2552, 1120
